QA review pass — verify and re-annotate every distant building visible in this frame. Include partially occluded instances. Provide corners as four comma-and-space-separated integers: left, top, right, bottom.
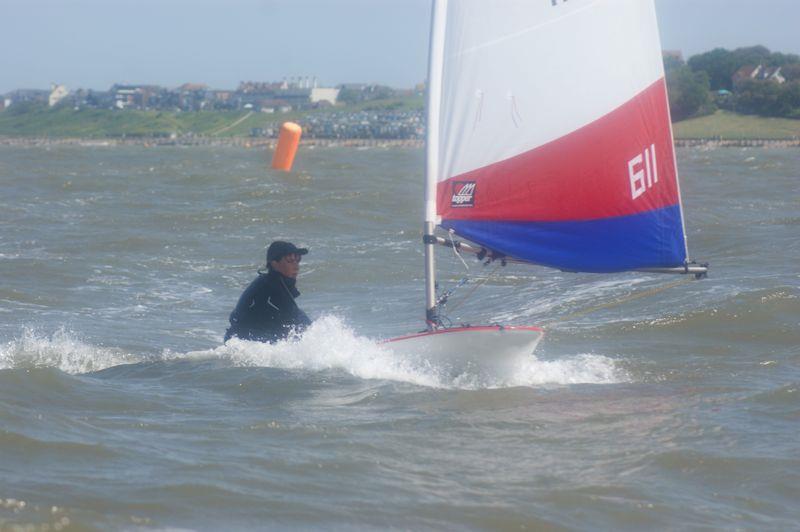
733, 65, 786, 85
111, 85, 137, 109
278, 88, 312, 108
85, 90, 114, 109
310, 87, 340, 106
178, 83, 207, 92
235, 79, 333, 111
110, 84, 166, 110
67, 88, 90, 109
49, 84, 70, 107
210, 90, 233, 103
205, 90, 235, 110
339, 83, 369, 92
176, 83, 209, 111
5, 89, 49, 106
238, 81, 284, 94
257, 99, 292, 113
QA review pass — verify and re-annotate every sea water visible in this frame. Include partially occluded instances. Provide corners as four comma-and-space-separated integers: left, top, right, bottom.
0, 145, 798, 529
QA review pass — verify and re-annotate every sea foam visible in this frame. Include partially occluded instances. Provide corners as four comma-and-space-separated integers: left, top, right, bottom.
2, 318, 627, 388
0, 327, 138, 374
205, 315, 627, 389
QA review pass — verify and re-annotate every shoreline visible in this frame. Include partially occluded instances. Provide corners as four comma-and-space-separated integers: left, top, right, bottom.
1, 136, 799, 149
0, 136, 424, 149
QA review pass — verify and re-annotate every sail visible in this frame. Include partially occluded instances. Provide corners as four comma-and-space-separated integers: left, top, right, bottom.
429, 0, 688, 273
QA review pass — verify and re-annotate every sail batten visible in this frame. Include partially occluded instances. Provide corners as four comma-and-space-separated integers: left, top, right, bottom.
430, 0, 691, 273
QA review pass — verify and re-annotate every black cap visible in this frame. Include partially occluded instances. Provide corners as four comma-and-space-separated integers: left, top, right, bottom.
266, 241, 309, 263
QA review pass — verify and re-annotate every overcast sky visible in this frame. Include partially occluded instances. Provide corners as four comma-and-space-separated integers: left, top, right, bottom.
2, 0, 798, 93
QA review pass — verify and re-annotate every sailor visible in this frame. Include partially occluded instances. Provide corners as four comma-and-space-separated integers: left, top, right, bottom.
224, 241, 312, 343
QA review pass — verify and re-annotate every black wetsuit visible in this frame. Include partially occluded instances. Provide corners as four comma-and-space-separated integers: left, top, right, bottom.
224, 269, 311, 343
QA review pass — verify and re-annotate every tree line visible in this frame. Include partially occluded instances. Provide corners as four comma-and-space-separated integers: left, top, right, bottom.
665, 45, 800, 121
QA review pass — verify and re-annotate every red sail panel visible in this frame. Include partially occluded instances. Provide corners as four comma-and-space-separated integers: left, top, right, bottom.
437, 79, 678, 223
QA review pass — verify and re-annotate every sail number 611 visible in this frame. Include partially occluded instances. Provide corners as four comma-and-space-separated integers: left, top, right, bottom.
628, 144, 658, 200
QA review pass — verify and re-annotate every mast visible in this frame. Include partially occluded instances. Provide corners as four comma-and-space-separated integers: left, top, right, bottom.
424, 0, 448, 328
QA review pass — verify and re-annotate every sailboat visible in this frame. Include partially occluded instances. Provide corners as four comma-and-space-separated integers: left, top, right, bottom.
385, 0, 707, 367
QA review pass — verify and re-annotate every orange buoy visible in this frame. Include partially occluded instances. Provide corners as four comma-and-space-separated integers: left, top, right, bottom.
271, 122, 302, 171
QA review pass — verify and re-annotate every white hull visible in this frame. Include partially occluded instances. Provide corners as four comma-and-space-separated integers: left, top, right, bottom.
383, 326, 543, 375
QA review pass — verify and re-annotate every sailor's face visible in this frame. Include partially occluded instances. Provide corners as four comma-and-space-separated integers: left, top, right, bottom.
272, 253, 301, 279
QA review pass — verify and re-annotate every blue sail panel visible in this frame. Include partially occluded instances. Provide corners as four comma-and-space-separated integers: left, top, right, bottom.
442, 205, 687, 273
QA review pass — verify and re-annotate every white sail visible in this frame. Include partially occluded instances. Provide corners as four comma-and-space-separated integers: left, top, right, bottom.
434, 0, 665, 180
426, 0, 692, 273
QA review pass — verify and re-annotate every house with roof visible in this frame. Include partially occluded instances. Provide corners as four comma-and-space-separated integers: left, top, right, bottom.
49, 84, 70, 107
310, 87, 340, 106
110, 84, 166, 110
235, 81, 316, 111
176, 83, 209, 111
733, 65, 786, 86
206, 90, 236, 110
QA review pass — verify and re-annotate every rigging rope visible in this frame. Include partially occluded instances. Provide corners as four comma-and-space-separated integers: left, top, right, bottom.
444, 262, 504, 314
448, 229, 470, 272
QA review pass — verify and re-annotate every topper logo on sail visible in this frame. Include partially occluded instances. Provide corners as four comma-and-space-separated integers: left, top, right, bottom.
628, 144, 658, 200
451, 182, 476, 208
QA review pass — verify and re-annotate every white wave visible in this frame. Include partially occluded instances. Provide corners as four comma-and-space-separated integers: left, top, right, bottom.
503, 353, 628, 387
0, 320, 626, 388
205, 315, 443, 388
197, 315, 626, 389
0, 327, 138, 374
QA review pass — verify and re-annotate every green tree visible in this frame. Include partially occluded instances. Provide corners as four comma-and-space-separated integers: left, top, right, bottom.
364, 85, 395, 100
688, 48, 738, 91
5, 101, 47, 116
662, 54, 685, 73
735, 79, 784, 116
778, 82, 800, 118
730, 45, 772, 69
687, 46, 789, 91
781, 64, 800, 82
767, 51, 800, 67
337, 87, 362, 105
667, 66, 713, 121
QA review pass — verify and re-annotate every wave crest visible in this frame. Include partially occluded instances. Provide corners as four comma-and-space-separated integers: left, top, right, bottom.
206, 316, 627, 389
0, 328, 136, 374
2, 319, 627, 388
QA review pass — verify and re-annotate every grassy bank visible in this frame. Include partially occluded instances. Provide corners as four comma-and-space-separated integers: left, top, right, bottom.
2, 104, 797, 141
0, 96, 425, 139
0, 105, 254, 138
673, 110, 800, 140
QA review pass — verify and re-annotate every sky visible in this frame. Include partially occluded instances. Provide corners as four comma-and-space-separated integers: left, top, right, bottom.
2, 0, 799, 94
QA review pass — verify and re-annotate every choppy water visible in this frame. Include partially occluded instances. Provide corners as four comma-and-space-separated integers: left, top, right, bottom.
0, 144, 798, 530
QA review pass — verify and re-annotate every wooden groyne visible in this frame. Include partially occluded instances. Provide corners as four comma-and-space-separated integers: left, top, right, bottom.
0, 136, 424, 149
675, 138, 800, 148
